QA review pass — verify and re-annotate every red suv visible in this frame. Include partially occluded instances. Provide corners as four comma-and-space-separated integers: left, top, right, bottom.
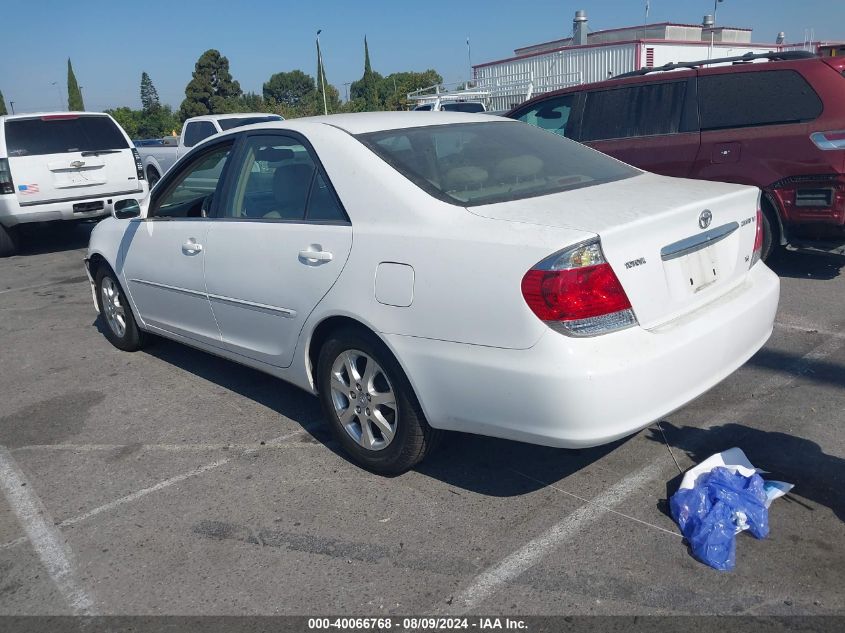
506, 51, 845, 260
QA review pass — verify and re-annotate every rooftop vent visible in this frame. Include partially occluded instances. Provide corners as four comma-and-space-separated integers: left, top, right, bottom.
573, 10, 588, 46
702, 14, 715, 28
776, 31, 786, 44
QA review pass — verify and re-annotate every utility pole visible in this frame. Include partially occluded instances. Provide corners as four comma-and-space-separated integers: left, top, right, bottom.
466, 37, 472, 86
51, 82, 62, 110
316, 29, 328, 115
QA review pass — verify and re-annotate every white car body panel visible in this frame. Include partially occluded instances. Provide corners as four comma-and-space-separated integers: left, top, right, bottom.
87, 112, 780, 449
203, 221, 353, 367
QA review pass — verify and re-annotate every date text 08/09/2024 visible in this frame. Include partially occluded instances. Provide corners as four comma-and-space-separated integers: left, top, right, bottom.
307, 617, 528, 630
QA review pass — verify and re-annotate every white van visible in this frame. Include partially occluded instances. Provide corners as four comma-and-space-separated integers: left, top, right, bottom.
0, 112, 148, 256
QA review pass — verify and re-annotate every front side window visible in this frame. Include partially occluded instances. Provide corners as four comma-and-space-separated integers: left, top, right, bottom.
225, 135, 346, 222
183, 121, 217, 147
153, 143, 232, 218
698, 70, 822, 130
357, 121, 638, 206
513, 94, 576, 138
4, 115, 129, 156
580, 81, 687, 142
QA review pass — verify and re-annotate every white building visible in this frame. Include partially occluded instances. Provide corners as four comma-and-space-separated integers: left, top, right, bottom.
472, 10, 834, 111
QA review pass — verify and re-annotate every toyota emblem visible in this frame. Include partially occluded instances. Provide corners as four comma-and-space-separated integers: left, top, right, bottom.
698, 209, 713, 230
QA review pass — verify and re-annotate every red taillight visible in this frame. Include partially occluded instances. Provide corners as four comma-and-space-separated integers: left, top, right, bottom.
522, 264, 631, 321
0, 158, 14, 195
751, 208, 764, 267
521, 240, 636, 337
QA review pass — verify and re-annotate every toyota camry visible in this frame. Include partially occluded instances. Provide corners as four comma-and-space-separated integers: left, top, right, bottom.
85, 112, 779, 474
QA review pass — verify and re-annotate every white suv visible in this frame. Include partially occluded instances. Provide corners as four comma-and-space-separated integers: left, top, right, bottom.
0, 112, 148, 256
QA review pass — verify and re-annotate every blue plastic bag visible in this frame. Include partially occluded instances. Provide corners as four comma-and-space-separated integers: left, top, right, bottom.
670, 466, 769, 571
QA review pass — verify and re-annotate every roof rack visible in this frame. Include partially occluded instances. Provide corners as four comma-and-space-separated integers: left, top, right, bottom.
614, 50, 817, 79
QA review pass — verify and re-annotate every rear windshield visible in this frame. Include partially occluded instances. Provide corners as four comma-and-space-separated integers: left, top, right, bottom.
441, 102, 486, 113
356, 121, 638, 206
217, 115, 283, 131
4, 116, 129, 156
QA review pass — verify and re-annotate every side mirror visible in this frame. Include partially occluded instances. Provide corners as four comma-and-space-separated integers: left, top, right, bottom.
113, 199, 141, 219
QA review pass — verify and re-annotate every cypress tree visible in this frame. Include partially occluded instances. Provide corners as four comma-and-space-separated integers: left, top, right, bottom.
0, 90, 7, 116
67, 58, 84, 111
362, 37, 378, 111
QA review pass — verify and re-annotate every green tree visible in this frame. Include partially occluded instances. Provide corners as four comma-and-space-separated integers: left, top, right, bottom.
105, 107, 139, 138
263, 70, 315, 108
67, 58, 84, 111
235, 91, 267, 112
380, 70, 443, 110
0, 90, 7, 116
179, 49, 242, 120
140, 72, 160, 113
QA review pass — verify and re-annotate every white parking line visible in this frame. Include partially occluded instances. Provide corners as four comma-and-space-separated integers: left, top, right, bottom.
13, 441, 321, 453
1, 426, 320, 551
0, 447, 97, 615
58, 457, 231, 528
445, 335, 844, 613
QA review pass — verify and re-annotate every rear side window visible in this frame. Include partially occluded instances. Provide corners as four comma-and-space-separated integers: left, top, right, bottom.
513, 94, 577, 138
698, 70, 822, 130
580, 81, 687, 141
4, 116, 129, 156
183, 121, 217, 147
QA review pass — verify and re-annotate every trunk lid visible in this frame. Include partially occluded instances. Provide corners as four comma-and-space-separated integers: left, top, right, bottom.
469, 172, 761, 329
4, 114, 139, 205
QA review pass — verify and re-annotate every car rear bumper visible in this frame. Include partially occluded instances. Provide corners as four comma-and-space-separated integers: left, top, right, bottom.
385, 262, 780, 448
0, 187, 147, 227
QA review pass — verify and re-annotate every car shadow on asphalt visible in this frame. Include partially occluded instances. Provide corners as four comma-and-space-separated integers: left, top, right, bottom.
647, 422, 845, 523
108, 328, 627, 496
13, 221, 96, 256
766, 248, 844, 281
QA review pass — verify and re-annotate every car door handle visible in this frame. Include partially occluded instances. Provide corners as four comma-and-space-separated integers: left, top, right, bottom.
298, 248, 333, 263
182, 240, 203, 255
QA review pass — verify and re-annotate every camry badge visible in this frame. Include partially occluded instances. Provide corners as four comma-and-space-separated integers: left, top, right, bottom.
699, 209, 713, 230
70, 160, 86, 169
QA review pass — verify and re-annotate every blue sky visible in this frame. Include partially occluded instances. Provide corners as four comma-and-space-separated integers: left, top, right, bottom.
1, 0, 843, 113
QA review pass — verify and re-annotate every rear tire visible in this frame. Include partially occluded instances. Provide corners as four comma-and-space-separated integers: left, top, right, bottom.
760, 203, 780, 262
316, 327, 442, 475
95, 266, 147, 351
0, 224, 19, 257
147, 167, 161, 189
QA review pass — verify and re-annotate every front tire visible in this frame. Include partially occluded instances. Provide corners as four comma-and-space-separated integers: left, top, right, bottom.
316, 328, 441, 475
95, 267, 147, 351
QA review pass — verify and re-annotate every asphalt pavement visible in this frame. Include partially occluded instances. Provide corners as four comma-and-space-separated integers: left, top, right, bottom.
0, 222, 843, 617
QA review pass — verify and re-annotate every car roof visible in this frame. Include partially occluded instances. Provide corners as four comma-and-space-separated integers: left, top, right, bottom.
243, 111, 506, 135
0, 111, 112, 121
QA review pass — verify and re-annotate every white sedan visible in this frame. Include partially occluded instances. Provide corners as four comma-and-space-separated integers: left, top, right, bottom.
85, 112, 779, 474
